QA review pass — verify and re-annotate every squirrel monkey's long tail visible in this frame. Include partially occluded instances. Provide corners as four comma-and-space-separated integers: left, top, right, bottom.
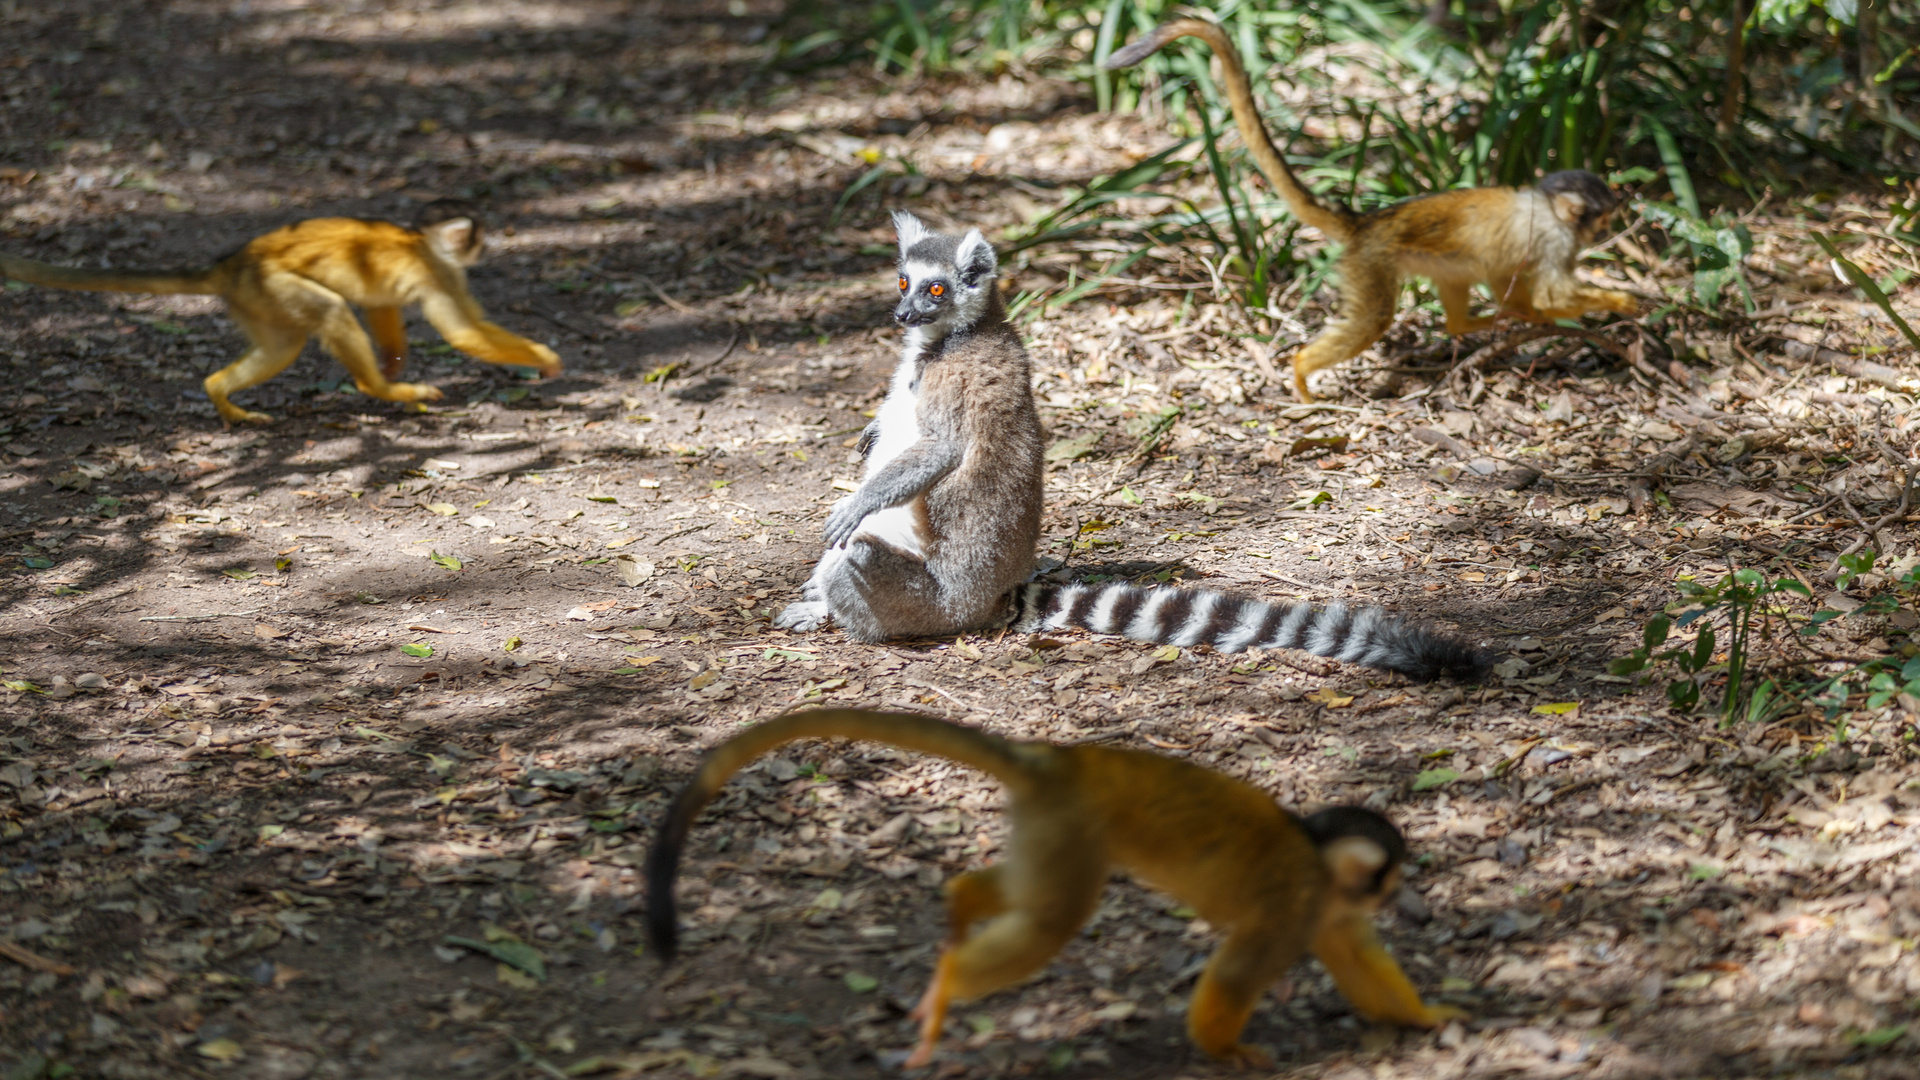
645, 710, 1039, 959
1104, 17, 1359, 241
0, 254, 227, 295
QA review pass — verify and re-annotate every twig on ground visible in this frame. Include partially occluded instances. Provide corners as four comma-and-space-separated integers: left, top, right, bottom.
640, 278, 699, 315
654, 523, 713, 546
1830, 461, 1917, 567
47, 586, 139, 620
1785, 498, 1840, 524
0, 940, 74, 976
679, 326, 742, 380
137, 611, 259, 622
510, 303, 602, 341
1625, 434, 1701, 515
1258, 570, 1321, 592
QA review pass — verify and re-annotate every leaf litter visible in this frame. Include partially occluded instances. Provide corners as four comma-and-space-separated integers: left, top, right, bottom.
0, 4, 1915, 1080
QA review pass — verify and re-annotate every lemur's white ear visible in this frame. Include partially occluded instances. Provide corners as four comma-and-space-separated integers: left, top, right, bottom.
892, 210, 931, 256
953, 228, 997, 285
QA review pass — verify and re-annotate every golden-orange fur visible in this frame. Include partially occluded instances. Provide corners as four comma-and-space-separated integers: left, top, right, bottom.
0, 204, 558, 424
1107, 18, 1638, 401
645, 709, 1461, 1067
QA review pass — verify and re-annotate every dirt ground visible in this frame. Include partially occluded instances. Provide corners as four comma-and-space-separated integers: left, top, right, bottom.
3, 2, 1919, 1078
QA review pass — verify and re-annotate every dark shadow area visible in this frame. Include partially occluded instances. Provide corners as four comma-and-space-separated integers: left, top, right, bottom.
3, 3, 1916, 1080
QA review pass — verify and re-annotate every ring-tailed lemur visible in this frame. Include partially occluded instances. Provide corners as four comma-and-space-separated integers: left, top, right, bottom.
1009, 582, 1489, 682
772, 215, 1489, 681
772, 211, 1046, 641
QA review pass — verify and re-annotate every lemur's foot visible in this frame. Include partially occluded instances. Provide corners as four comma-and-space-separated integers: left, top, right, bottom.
773, 601, 831, 633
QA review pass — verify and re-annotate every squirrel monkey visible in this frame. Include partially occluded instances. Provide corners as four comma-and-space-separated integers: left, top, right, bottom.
0, 200, 560, 424
1107, 18, 1638, 401
647, 709, 1462, 1067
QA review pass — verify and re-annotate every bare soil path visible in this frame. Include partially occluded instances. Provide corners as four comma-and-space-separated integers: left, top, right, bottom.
2, 3, 1917, 1079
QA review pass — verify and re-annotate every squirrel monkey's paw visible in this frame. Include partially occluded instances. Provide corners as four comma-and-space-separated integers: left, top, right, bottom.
531, 343, 563, 378
1415, 1002, 1470, 1027
384, 382, 446, 404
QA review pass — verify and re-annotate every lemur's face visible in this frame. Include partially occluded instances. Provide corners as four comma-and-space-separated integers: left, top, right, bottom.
890, 210, 997, 336
894, 262, 953, 329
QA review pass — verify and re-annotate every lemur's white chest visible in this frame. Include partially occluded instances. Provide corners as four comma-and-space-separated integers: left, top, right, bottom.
842, 328, 937, 559
864, 328, 930, 476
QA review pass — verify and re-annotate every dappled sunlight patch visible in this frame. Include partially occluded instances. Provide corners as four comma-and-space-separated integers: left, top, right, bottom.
216, 0, 620, 45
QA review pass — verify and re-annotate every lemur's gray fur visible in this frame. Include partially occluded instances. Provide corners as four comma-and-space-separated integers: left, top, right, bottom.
1008, 583, 1488, 681
772, 211, 1044, 642
769, 213, 1488, 680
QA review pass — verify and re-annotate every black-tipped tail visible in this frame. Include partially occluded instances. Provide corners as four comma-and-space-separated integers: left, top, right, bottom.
643, 780, 709, 962
1010, 581, 1490, 682
644, 709, 1038, 962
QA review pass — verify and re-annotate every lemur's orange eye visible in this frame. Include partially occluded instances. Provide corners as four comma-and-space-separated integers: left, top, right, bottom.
928, 283, 945, 297
898, 276, 908, 291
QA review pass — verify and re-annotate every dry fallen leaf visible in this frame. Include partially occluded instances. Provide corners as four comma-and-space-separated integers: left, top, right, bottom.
196, 1038, 244, 1062
614, 554, 655, 587
1306, 688, 1355, 707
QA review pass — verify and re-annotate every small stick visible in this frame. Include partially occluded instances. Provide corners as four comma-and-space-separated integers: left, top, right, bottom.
641, 278, 699, 315
654, 523, 713, 546
511, 303, 601, 342
679, 326, 742, 380
137, 611, 259, 622
0, 940, 74, 976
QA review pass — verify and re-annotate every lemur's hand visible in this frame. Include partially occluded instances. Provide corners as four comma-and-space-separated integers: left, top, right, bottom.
823, 496, 869, 548
855, 420, 881, 459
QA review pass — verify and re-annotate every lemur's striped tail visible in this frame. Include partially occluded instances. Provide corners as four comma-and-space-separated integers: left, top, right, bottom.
1010, 582, 1489, 682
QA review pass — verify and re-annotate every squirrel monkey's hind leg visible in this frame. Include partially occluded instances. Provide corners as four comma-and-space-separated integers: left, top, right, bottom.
204, 295, 319, 425
1290, 264, 1399, 402
905, 864, 1012, 1064
907, 830, 1104, 1067
941, 865, 1009, 944
203, 332, 306, 426
905, 949, 959, 1069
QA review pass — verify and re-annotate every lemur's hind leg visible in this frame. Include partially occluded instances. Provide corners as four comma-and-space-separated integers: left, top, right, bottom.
820, 539, 951, 642
772, 547, 849, 633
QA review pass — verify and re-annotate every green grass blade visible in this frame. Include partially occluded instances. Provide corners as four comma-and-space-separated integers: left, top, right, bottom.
830, 162, 899, 227
1041, 247, 1154, 316
1812, 232, 1920, 349
1646, 115, 1701, 219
